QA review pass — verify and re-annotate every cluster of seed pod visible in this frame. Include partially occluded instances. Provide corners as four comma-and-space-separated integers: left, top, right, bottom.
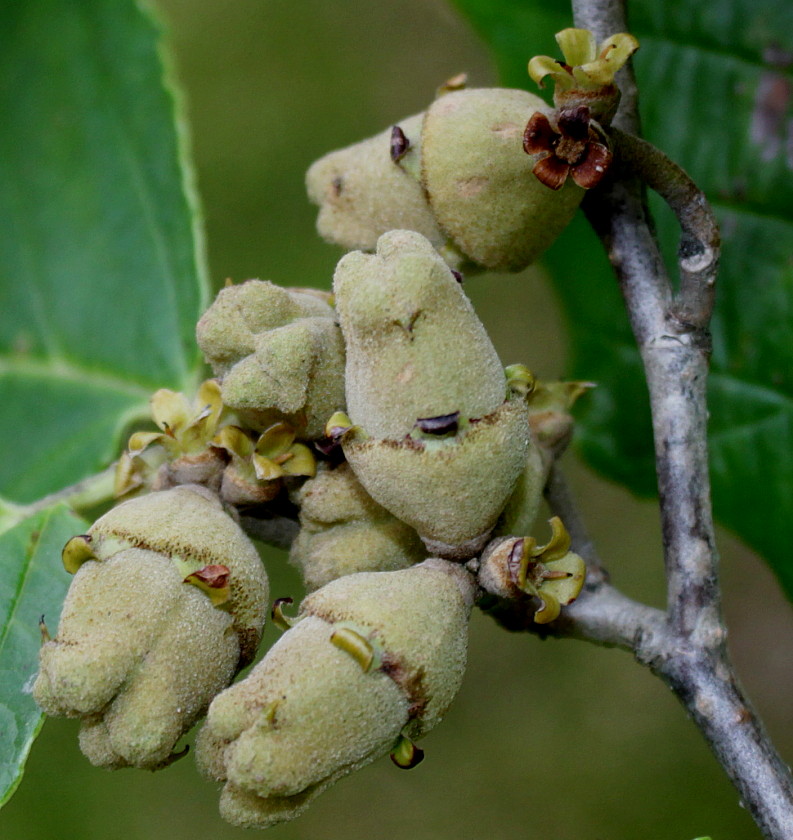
33, 27, 632, 829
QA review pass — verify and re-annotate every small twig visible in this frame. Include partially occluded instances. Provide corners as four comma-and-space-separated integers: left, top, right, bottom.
1, 466, 117, 529
557, 1, 793, 836
612, 129, 720, 328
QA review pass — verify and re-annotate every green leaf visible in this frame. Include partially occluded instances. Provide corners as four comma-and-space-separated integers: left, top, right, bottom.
0, 504, 87, 808
0, 0, 208, 504
452, 0, 793, 598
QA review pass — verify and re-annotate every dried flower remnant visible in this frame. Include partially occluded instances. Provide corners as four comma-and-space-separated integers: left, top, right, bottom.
524, 105, 612, 190
479, 517, 585, 624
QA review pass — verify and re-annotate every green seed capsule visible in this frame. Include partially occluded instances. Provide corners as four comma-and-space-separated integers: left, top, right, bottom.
197, 560, 474, 828
307, 88, 584, 272
196, 280, 345, 439
290, 463, 426, 591
33, 486, 269, 769
333, 231, 533, 558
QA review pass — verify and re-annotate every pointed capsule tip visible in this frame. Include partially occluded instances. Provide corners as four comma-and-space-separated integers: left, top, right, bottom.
272, 597, 296, 631
62, 534, 98, 574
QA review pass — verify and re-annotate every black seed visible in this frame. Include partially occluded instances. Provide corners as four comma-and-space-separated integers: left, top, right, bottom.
390, 125, 410, 162
415, 411, 460, 436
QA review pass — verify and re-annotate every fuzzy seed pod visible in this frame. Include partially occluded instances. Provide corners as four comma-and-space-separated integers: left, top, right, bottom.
33, 486, 269, 769
306, 114, 460, 264
196, 559, 474, 829
196, 280, 345, 439
307, 88, 583, 272
290, 462, 426, 591
334, 230, 533, 558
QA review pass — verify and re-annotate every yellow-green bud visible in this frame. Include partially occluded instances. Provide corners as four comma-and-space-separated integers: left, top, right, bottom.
307, 89, 583, 272
197, 560, 474, 828
290, 463, 426, 591
196, 280, 345, 439
33, 486, 269, 769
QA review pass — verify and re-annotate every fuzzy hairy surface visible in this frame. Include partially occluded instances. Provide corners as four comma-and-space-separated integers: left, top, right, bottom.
335, 230, 506, 439
422, 88, 583, 271
306, 113, 446, 254
34, 548, 239, 769
87, 486, 268, 658
291, 463, 426, 591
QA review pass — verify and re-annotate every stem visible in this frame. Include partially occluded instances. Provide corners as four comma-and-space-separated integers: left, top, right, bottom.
2, 466, 117, 528
511, 2, 793, 835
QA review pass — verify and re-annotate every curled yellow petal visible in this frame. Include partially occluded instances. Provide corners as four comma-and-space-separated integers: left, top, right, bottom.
533, 591, 561, 624
127, 430, 167, 456
271, 597, 297, 631
528, 54, 571, 88
329, 624, 382, 672
505, 364, 536, 398
555, 27, 597, 66
196, 378, 223, 419
324, 411, 354, 439
533, 516, 572, 563
62, 534, 98, 574
576, 32, 639, 86
256, 422, 296, 459
281, 443, 317, 477
390, 733, 425, 769
213, 425, 254, 460
252, 454, 286, 482
540, 551, 586, 608
150, 388, 191, 434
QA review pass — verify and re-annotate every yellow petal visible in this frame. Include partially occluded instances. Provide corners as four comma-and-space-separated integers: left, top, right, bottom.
555, 28, 597, 66
252, 454, 285, 481
528, 54, 570, 88
150, 389, 191, 433
599, 32, 639, 67
62, 534, 99, 574
256, 421, 296, 459
213, 425, 254, 460
196, 378, 223, 419
533, 516, 572, 562
127, 430, 167, 456
281, 443, 317, 477
578, 33, 639, 86
534, 592, 561, 624
540, 551, 586, 607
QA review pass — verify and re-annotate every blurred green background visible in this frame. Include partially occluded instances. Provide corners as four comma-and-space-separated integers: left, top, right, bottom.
2, 1, 792, 838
